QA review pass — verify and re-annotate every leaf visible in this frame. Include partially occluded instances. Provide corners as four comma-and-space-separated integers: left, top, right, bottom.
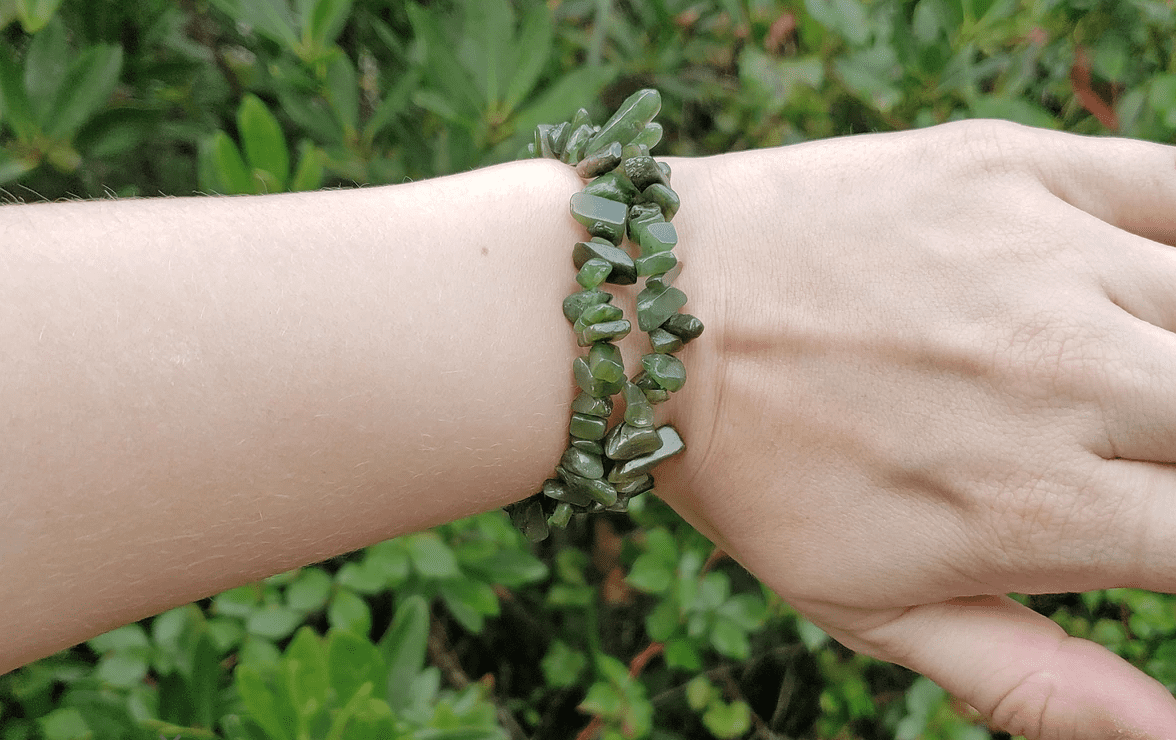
685, 675, 713, 712
541, 641, 586, 688
87, 624, 149, 654
96, 651, 148, 688
404, 2, 481, 122
237, 94, 290, 190
189, 631, 222, 729
74, 106, 160, 159
241, 0, 299, 48
201, 131, 255, 195
246, 605, 304, 640
22, 13, 67, 123
283, 627, 331, 724
380, 595, 429, 710
325, 53, 358, 138
709, 616, 750, 660
335, 559, 387, 595
702, 700, 752, 740
307, 0, 352, 52
236, 664, 295, 740
457, 0, 513, 106
364, 68, 420, 142
511, 64, 620, 140
804, 0, 871, 46
14, 0, 63, 33
328, 588, 372, 635
35, 707, 90, 740
0, 53, 38, 141
626, 555, 673, 595
715, 593, 767, 631
0, 149, 35, 185
44, 44, 123, 141
579, 682, 623, 717
406, 532, 460, 579
503, 2, 553, 114
327, 629, 387, 705
969, 95, 1057, 129
286, 566, 332, 612
644, 598, 679, 642
439, 578, 500, 619
366, 539, 411, 587
462, 546, 548, 588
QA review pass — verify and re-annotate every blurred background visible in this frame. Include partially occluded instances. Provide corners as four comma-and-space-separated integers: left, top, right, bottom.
1, 0, 1175, 738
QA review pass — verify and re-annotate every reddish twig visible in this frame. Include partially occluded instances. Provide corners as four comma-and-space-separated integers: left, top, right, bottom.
1070, 46, 1119, 130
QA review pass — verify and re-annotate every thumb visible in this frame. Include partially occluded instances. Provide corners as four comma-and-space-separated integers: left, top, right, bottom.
830, 595, 1176, 739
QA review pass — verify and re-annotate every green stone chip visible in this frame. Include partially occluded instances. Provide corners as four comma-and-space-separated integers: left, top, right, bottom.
662, 312, 705, 340
635, 220, 678, 256
571, 391, 613, 417
548, 502, 574, 529
543, 477, 594, 507
562, 289, 612, 323
578, 319, 631, 346
576, 258, 612, 289
573, 356, 623, 397
558, 465, 619, 506
573, 238, 637, 285
607, 426, 685, 483
570, 192, 628, 245
507, 498, 549, 543
635, 251, 677, 277
550, 122, 571, 156
636, 283, 688, 332
569, 412, 608, 441
561, 446, 605, 480
588, 342, 625, 384
643, 182, 680, 220
582, 172, 639, 206
583, 88, 661, 158
604, 422, 663, 460
641, 353, 686, 392
622, 381, 655, 428
631, 122, 663, 150
648, 328, 683, 354
561, 124, 594, 165
622, 155, 665, 191
614, 473, 655, 495
576, 141, 623, 178
535, 124, 556, 159
570, 437, 604, 455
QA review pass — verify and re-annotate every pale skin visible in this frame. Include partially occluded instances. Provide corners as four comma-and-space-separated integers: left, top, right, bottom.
2, 119, 1176, 738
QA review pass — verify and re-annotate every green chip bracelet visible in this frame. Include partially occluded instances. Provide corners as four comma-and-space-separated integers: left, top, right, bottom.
504, 89, 704, 542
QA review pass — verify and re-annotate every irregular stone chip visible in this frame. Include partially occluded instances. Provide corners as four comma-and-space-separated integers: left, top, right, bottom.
570, 437, 604, 455
636, 283, 688, 332
631, 122, 663, 150
508, 498, 549, 542
569, 412, 609, 441
535, 124, 556, 159
643, 182, 679, 220
662, 312, 705, 341
573, 302, 624, 335
622, 382, 655, 428
576, 257, 612, 289
548, 502, 574, 529
641, 353, 687, 392
607, 426, 685, 482
583, 88, 661, 158
576, 141, 623, 179
657, 161, 671, 184
570, 192, 628, 245
562, 288, 612, 323
588, 342, 625, 384
545, 474, 595, 507
572, 391, 613, 418
648, 328, 683, 354
558, 465, 619, 506
636, 220, 678, 256
644, 387, 671, 405
573, 238, 637, 285
561, 124, 595, 165
622, 155, 665, 191
578, 319, 631, 346
561, 446, 605, 480
550, 122, 571, 156
570, 107, 592, 131
622, 142, 650, 159
573, 356, 623, 397
644, 259, 683, 292
614, 473, 655, 495
582, 171, 640, 206
605, 421, 663, 460
636, 251, 677, 277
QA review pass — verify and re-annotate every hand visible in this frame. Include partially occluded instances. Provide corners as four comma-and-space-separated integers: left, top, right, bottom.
657, 120, 1176, 738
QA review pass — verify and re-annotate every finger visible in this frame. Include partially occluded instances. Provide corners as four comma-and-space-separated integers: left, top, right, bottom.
824, 595, 1176, 740
1023, 127, 1176, 245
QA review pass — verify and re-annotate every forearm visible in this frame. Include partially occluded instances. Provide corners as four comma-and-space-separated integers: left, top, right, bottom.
0, 159, 591, 672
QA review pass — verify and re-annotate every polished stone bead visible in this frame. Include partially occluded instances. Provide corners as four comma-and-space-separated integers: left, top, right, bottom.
572, 392, 613, 417
576, 141, 623, 178
604, 421, 662, 460
544, 476, 595, 507
562, 446, 605, 479
508, 498, 549, 542
578, 319, 631, 346
644, 260, 682, 292
644, 387, 670, 405
573, 302, 624, 335
636, 220, 678, 256
583, 88, 661, 158
563, 288, 612, 323
605, 494, 633, 513
607, 425, 685, 482
570, 437, 604, 455
550, 122, 571, 155
657, 161, 671, 184
582, 171, 639, 205
558, 465, 618, 506
570, 192, 628, 245
631, 122, 663, 150
614, 472, 655, 495
621, 142, 650, 159
641, 353, 686, 392
643, 182, 680, 220
548, 502, 574, 529
635, 250, 677, 277
589, 342, 625, 384
622, 381, 655, 428
636, 283, 688, 331
569, 412, 609, 441
622, 155, 665, 191
648, 328, 683, 354
576, 257, 612, 289
570, 107, 592, 131
573, 239, 636, 286
662, 312, 705, 341
561, 124, 595, 165
573, 356, 623, 397
535, 124, 556, 159
633, 372, 658, 391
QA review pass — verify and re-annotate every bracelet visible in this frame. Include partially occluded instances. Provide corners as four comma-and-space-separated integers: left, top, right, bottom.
505, 89, 703, 542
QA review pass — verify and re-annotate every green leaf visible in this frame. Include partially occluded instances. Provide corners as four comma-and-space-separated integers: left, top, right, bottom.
246, 605, 304, 640
87, 624, 149, 654
0, 53, 38, 141
709, 616, 750, 660
328, 629, 387, 705
96, 651, 148, 688
202, 131, 256, 195
307, 0, 352, 52
644, 598, 679, 642
702, 700, 751, 739
44, 44, 123, 141
237, 94, 290, 190
336, 558, 388, 595
406, 532, 460, 579
503, 2, 553, 114
439, 578, 500, 619
283, 627, 331, 724
328, 588, 372, 635
626, 555, 673, 595
796, 616, 830, 651
804, 0, 871, 46
14, 0, 63, 33
715, 594, 767, 631
22, 14, 67, 123
35, 707, 90, 740
695, 572, 730, 612
1150, 74, 1176, 128
541, 641, 586, 688
236, 664, 295, 740
458, 0, 513, 106
380, 595, 429, 710
511, 65, 619, 141
286, 567, 332, 612
685, 675, 713, 712
364, 68, 420, 142
404, 2, 481, 122
0, 149, 35, 185
970, 96, 1057, 129
463, 545, 548, 587
241, 0, 299, 48
325, 51, 358, 137
366, 539, 411, 587
579, 682, 623, 717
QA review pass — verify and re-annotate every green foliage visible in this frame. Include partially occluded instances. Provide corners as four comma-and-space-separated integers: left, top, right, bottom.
4, 1, 1176, 739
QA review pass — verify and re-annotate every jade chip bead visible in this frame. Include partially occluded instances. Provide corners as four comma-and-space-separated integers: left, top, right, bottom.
648, 327, 683, 354
662, 312, 705, 341
543, 477, 594, 507
550, 121, 571, 156
572, 392, 613, 417
563, 288, 611, 323
643, 182, 680, 221
570, 192, 628, 245
576, 258, 612, 289
573, 356, 623, 397
570, 437, 604, 455
561, 123, 594, 165
631, 122, 663, 150
577, 141, 623, 179
644, 387, 671, 405
569, 412, 608, 441
621, 381, 655, 428
561, 446, 605, 480
578, 319, 631, 346
607, 425, 685, 482
534, 124, 556, 159
558, 465, 619, 506
508, 499, 549, 542
635, 250, 677, 277
583, 88, 661, 158
548, 502, 574, 529
636, 283, 688, 332
573, 238, 637, 285
582, 171, 639, 205
605, 421, 662, 460
641, 353, 686, 392
588, 341, 625, 384
644, 259, 682, 292
614, 473, 655, 495
635, 220, 678, 256
622, 155, 665, 191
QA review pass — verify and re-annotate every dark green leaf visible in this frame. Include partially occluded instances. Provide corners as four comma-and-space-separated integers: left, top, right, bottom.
325, 52, 359, 137
709, 616, 749, 660
541, 641, 586, 688
44, 44, 123, 141
308, 0, 352, 51
645, 598, 679, 642
0, 150, 35, 185
406, 532, 460, 579
335, 558, 387, 595
14, 0, 64, 33
579, 682, 623, 717
236, 664, 295, 740
327, 629, 387, 704
35, 707, 90, 740
463, 546, 548, 587
237, 94, 289, 189
715, 593, 767, 631
457, 0, 513, 106
0, 53, 38, 141
626, 554, 673, 595
381, 594, 429, 710
22, 14, 67, 123
503, 2, 553, 114
202, 131, 256, 195
512, 65, 620, 140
